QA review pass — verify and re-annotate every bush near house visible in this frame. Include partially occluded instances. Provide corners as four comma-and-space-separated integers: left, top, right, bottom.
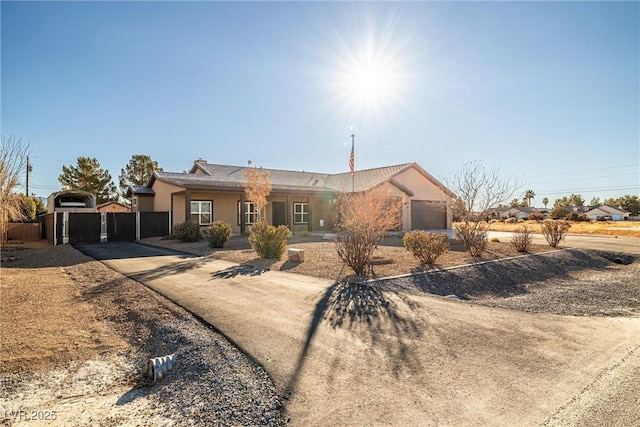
205, 220, 232, 248
454, 222, 488, 258
172, 220, 202, 242
541, 220, 571, 248
249, 222, 290, 259
511, 225, 532, 253
403, 231, 449, 265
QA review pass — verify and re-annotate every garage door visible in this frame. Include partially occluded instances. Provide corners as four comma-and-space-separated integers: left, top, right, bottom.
411, 200, 447, 230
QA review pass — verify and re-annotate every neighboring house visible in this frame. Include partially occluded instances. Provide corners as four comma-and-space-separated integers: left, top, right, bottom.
47, 190, 97, 213
584, 205, 630, 221
127, 160, 456, 234
97, 201, 130, 213
499, 207, 540, 220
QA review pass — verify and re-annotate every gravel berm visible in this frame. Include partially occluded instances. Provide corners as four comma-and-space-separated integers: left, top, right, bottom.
376, 248, 640, 317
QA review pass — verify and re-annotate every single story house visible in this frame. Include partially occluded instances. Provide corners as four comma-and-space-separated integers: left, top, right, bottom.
498, 206, 540, 220
47, 190, 97, 213
127, 160, 456, 234
97, 201, 130, 213
584, 205, 630, 221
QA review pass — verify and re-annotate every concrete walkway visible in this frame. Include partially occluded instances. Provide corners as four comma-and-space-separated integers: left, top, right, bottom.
76, 242, 640, 426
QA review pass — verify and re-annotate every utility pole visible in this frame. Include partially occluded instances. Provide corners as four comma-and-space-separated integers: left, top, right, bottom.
26, 156, 33, 196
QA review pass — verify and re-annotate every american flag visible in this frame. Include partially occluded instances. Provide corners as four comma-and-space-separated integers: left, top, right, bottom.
349, 138, 354, 175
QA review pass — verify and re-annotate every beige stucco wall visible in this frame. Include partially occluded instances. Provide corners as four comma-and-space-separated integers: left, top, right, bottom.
152, 180, 184, 212
133, 196, 155, 212
97, 203, 129, 213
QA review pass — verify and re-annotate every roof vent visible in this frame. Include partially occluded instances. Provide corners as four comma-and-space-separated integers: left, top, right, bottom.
195, 158, 207, 164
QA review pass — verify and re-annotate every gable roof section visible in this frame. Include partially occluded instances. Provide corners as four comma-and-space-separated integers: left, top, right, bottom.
149, 161, 456, 197
585, 205, 629, 216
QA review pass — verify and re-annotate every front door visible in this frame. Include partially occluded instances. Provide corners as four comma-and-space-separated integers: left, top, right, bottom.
272, 202, 286, 226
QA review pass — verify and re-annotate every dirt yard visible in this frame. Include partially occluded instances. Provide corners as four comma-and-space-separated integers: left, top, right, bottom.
1, 243, 283, 426
489, 219, 640, 238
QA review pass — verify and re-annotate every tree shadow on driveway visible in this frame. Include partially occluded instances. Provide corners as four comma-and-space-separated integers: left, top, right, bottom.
283, 279, 422, 402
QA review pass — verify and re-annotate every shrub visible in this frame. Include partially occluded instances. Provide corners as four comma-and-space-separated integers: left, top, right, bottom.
504, 217, 516, 223
567, 212, 588, 222
171, 220, 202, 242
454, 222, 488, 257
205, 220, 232, 248
511, 225, 532, 252
403, 231, 449, 265
249, 221, 289, 259
540, 220, 570, 248
333, 189, 402, 277
489, 237, 500, 242
528, 213, 544, 221
298, 231, 313, 238
550, 206, 570, 219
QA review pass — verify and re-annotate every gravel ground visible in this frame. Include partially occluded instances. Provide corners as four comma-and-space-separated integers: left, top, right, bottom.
377, 248, 640, 317
1, 244, 283, 426
141, 235, 553, 281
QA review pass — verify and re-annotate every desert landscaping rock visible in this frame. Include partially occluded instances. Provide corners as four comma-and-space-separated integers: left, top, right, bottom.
1, 244, 283, 426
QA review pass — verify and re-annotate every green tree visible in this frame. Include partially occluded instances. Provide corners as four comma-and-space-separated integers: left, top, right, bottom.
550, 206, 570, 219
509, 198, 521, 208
59, 157, 117, 204
524, 189, 535, 207
605, 195, 640, 215
554, 194, 585, 208
118, 154, 163, 195
542, 197, 549, 209
590, 197, 601, 206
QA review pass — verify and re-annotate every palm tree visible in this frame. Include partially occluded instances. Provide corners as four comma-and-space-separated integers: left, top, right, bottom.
524, 189, 536, 207
542, 197, 549, 209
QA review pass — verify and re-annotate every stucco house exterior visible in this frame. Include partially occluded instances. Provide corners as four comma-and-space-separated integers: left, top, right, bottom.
97, 201, 130, 213
127, 160, 455, 234
583, 205, 630, 221
499, 206, 540, 220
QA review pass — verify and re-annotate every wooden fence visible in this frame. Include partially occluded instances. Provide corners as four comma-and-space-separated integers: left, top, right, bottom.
7, 223, 41, 241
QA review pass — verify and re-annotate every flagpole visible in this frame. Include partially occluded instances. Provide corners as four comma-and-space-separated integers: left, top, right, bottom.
350, 133, 355, 192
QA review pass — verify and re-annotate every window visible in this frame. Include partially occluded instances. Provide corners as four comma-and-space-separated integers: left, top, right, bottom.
132, 197, 137, 207
238, 201, 257, 225
294, 203, 308, 224
190, 201, 212, 225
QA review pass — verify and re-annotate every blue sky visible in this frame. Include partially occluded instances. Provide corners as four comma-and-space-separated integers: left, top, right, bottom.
2, 1, 638, 206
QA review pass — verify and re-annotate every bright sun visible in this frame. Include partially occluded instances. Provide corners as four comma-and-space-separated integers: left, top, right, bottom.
326, 27, 411, 121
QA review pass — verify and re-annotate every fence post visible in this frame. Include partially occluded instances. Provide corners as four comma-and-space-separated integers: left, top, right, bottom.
53, 213, 57, 246
62, 212, 69, 244
136, 211, 141, 241
168, 211, 172, 236
100, 212, 108, 243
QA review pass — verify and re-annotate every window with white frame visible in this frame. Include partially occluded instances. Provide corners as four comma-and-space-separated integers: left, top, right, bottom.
132, 197, 137, 207
293, 203, 308, 224
190, 201, 212, 225
238, 201, 257, 225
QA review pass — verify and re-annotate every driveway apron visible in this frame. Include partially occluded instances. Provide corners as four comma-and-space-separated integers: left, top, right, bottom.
75, 242, 640, 426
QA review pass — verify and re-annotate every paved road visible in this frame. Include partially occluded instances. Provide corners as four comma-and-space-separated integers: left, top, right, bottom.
74, 242, 640, 426
487, 231, 640, 254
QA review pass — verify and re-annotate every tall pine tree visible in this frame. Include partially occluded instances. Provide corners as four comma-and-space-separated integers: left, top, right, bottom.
59, 157, 117, 204
118, 154, 163, 195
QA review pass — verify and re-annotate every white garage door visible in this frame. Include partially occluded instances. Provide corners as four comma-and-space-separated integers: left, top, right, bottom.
411, 200, 447, 230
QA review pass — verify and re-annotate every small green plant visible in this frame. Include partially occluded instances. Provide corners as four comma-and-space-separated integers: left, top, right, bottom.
205, 220, 232, 248
249, 222, 290, 259
171, 220, 202, 242
403, 231, 449, 265
541, 220, 570, 248
489, 237, 500, 243
298, 231, 313, 238
511, 225, 532, 252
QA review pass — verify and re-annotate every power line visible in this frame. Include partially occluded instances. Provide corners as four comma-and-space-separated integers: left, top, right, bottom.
537, 185, 639, 196
527, 163, 639, 179
527, 172, 639, 186
32, 155, 76, 164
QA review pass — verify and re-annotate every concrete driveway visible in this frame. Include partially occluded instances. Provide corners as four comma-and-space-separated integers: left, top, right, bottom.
75, 242, 640, 426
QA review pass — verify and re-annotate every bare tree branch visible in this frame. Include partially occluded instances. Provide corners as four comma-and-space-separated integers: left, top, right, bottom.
1, 135, 30, 243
